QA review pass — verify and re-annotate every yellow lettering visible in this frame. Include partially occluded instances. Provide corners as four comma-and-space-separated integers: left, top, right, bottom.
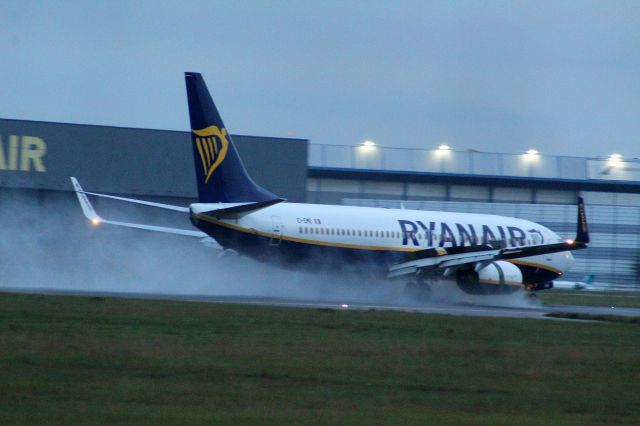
20, 136, 47, 172
0, 136, 6, 169
8, 135, 18, 170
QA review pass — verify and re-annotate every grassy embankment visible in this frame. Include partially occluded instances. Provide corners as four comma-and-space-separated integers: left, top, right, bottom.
538, 290, 640, 308
1, 292, 639, 425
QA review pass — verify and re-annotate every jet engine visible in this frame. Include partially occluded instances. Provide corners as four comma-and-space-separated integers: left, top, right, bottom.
455, 261, 523, 295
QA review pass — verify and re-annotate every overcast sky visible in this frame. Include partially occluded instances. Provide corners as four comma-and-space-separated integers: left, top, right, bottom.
2, 1, 639, 157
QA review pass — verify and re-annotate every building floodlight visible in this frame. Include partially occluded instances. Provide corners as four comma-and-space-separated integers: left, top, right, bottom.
608, 153, 623, 168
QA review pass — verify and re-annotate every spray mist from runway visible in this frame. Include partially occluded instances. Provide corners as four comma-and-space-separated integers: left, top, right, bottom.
0, 194, 398, 303
0, 194, 535, 309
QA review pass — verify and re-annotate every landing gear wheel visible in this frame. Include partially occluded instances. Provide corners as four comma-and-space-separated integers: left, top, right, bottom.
417, 284, 432, 301
404, 281, 432, 302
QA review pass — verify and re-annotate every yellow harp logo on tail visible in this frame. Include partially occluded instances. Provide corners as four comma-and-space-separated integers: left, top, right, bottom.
192, 126, 229, 184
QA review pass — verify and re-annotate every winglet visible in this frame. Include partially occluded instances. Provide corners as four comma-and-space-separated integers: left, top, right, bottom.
575, 196, 589, 244
70, 177, 102, 225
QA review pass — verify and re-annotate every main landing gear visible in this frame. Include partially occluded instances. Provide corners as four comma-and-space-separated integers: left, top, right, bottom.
524, 283, 544, 301
404, 269, 432, 302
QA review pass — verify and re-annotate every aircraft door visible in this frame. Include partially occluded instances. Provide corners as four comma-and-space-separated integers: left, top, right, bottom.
270, 216, 283, 246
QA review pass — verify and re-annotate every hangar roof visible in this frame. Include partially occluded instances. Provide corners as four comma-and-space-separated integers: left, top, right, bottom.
308, 144, 640, 193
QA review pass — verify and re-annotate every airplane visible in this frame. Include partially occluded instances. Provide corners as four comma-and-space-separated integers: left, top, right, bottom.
552, 274, 596, 291
70, 72, 590, 300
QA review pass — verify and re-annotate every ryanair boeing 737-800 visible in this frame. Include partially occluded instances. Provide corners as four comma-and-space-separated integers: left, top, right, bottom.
71, 72, 589, 299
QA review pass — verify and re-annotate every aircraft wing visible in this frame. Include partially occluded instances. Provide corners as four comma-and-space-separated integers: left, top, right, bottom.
389, 197, 589, 279
70, 177, 216, 245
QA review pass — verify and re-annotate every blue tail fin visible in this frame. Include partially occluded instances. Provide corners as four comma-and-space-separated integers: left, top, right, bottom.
185, 72, 280, 203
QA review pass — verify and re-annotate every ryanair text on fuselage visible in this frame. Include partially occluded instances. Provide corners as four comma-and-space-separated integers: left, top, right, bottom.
398, 219, 544, 247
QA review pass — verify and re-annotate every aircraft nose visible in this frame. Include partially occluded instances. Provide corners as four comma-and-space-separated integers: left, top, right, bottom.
565, 251, 575, 270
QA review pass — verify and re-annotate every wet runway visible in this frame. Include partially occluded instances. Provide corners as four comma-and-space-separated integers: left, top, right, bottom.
174, 294, 640, 319
3, 287, 640, 320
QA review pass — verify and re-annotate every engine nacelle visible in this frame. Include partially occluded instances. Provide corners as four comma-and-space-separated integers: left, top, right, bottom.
456, 261, 523, 295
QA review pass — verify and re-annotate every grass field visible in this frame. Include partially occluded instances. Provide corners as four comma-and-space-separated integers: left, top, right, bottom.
538, 290, 640, 308
1, 292, 639, 425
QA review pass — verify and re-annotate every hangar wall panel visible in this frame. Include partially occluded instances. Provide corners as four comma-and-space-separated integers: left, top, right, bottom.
0, 119, 308, 202
361, 181, 403, 196
450, 185, 490, 201
406, 183, 447, 198
493, 187, 532, 203
535, 189, 576, 204
318, 178, 360, 193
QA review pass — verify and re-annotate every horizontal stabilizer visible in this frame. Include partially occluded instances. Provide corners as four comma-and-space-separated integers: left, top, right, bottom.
70, 178, 189, 213
201, 198, 284, 219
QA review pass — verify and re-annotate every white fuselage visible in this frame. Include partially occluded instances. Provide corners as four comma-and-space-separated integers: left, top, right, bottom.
191, 202, 574, 282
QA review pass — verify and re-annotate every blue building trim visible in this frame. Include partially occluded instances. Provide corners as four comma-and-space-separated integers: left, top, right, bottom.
308, 167, 640, 194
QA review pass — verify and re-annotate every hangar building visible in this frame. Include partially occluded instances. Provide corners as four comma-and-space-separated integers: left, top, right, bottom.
2, 118, 639, 290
